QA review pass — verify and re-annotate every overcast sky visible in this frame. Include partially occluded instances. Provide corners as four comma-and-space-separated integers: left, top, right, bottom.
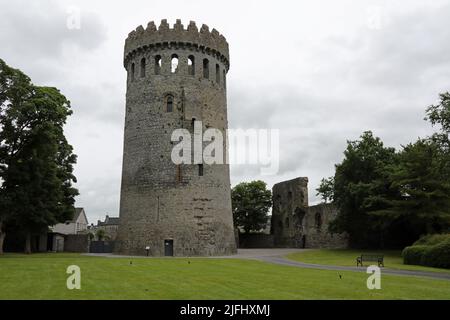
1, 0, 450, 224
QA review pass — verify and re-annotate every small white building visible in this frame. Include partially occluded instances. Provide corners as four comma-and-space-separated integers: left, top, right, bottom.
51, 208, 88, 235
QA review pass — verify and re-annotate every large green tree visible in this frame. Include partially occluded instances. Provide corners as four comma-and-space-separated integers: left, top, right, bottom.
319, 93, 450, 249
231, 180, 272, 234
370, 139, 450, 235
0, 58, 34, 254
426, 92, 450, 137
0, 59, 78, 254
367, 94, 450, 244
426, 92, 450, 176
318, 131, 398, 248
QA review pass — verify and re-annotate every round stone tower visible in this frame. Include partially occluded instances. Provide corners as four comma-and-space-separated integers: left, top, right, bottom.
115, 19, 237, 256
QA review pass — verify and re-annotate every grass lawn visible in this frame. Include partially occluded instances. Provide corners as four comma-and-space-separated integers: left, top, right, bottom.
0, 253, 449, 300
286, 249, 450, 274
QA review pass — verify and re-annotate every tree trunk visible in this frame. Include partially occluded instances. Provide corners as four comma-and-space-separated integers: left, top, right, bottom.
25, 232, 32, 254
0, 220, 5, 255
379, 228, 385, 249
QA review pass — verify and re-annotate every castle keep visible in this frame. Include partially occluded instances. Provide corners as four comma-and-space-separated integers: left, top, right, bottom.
115, 19, 237, 256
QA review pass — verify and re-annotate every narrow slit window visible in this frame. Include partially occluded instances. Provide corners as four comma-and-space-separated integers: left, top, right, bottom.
198, 164, 204, 176
188, 55, 195, 76
155, 55, 162, 75
223, 70, 226, 88
130, 63, 135, 82
166, 95, 174, 112
171, 54, 179, 73
203, 58, 209, 79
215, 64, 220, 83
140, 58, 146, 78
176, 165, 182, 183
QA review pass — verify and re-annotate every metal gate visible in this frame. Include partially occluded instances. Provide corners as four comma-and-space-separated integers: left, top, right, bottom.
89, 241, 115, 253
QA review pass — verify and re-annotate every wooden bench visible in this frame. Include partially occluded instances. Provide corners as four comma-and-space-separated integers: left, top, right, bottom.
356, 254, 384, 267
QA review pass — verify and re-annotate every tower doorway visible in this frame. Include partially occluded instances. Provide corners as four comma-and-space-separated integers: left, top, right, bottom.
164, 239, 174, 256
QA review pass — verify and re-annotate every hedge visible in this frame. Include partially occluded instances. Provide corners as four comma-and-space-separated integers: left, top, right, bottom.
413, 234, 450, 246
421, 239, 450, 269
402, 234, 450, 269
402, 245, 429, 265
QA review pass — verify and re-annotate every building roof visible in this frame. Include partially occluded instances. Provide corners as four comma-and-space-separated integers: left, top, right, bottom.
98, 215, 120, 226
71, 208, 88, 224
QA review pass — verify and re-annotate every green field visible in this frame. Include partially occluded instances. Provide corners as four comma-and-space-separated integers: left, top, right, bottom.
0, 253, 449, 300
286, 249, 450, 274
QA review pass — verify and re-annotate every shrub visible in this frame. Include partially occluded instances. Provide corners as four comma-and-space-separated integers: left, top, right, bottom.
403, 234, 450, 269
413, 234, 450, 246
402, 245, 428, 265
421, 239, 450, 269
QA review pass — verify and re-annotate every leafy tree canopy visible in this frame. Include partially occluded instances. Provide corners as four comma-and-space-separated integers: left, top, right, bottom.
318, 93, 450, 249
232, 180, 272, 234
0, 59, 78, 253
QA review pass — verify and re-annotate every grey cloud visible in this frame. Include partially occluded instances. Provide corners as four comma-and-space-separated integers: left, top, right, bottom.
337, 4, 450, 91
228, 85, 277, 129
75, 173, 121, 219
0, 0, 107, 59
0, 0, 108, 87
65, 83, 125, 125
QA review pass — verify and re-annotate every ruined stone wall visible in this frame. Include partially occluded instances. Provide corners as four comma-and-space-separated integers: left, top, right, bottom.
272, 177, 309, 247
115, 19, 236, 256
271, 178, 348, 249
304, 203, 348, 249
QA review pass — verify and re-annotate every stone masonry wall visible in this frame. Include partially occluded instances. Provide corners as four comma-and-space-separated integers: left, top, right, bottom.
271, 177, 348, 249
272, 177, 309, 247
304, 203, 348, 249
115, 19, 236, 256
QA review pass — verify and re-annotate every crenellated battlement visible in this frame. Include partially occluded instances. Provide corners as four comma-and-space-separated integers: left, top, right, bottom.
124, 19, 229, 70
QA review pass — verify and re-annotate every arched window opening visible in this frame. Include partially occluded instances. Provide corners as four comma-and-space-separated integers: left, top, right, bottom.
166, 95, 174, 113
171, 54, 179, 73
295, 207, 306, 228
155, 55, 162, 75
203, 58, 209, 79
140, 58, 146, 78
215, 64, 220, 83
188, 55, 195, 76
130, 63, 135, 82
198, 164, 204, 176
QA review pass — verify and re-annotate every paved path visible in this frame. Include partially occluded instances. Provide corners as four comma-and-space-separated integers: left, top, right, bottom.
257, 255, 450, 281
216, 249, 450, 281
84, 249, 450, 281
